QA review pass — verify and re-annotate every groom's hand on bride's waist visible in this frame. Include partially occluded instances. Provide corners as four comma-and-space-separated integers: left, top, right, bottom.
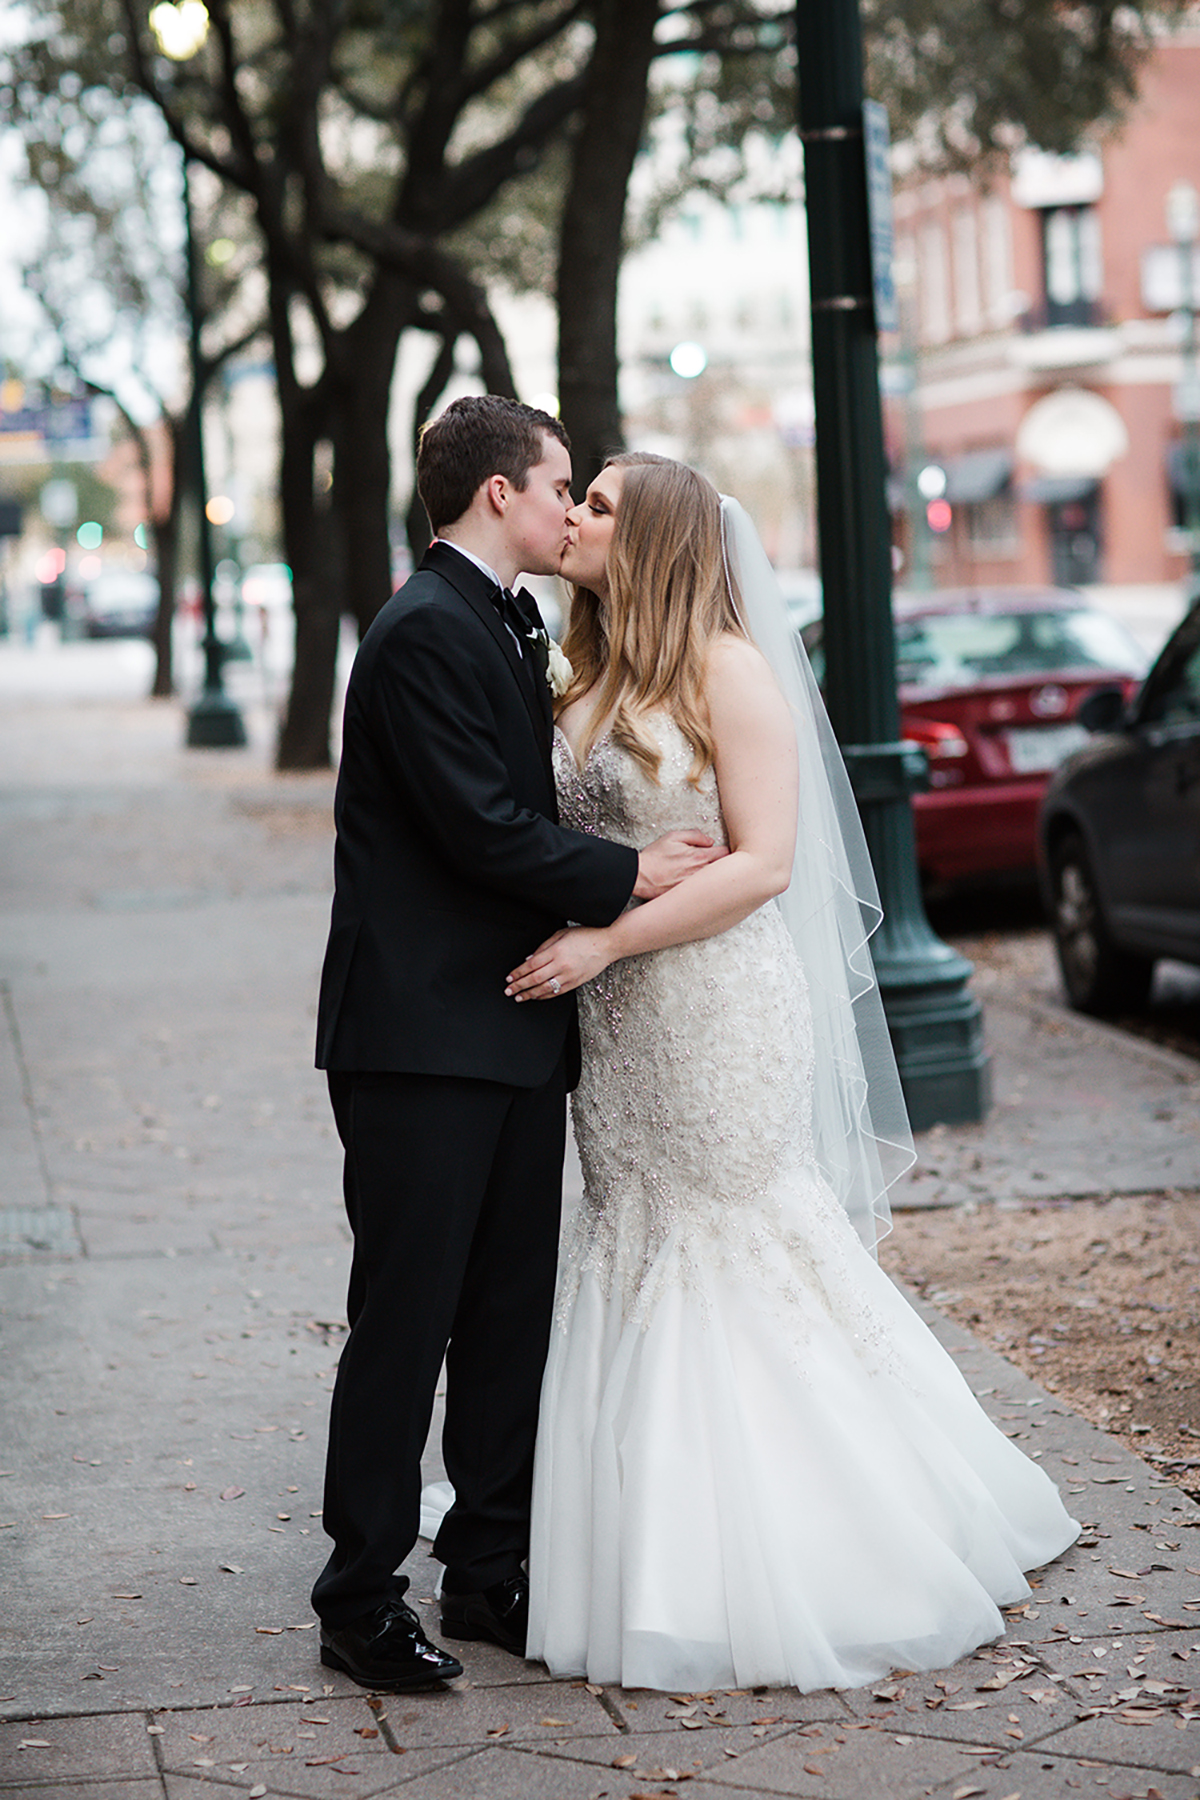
633, 830, 727, 900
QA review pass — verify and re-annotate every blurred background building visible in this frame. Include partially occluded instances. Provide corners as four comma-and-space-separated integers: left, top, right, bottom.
884, 23, 1200, 592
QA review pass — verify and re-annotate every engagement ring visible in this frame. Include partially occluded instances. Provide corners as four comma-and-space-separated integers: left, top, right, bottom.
549, 977, 562, 995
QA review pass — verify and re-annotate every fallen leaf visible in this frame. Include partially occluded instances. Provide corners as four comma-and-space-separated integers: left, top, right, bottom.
219, 1563, 243, 1574
356, 1727, 378, 1739
977, 1667, 1025, 1690
220, 1487, 245, 1501
19, 1740, 52, 1750
179, 1576, 197, 1586
952, 1787, 987, 1799
486, 1724, 510, 1738
539, 1717, 570, 1727
255, 1626, 283, 1635
613, 1753, 637, 1767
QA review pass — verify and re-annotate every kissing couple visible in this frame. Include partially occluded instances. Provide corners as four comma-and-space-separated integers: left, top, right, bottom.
311, 395, 1077, 1695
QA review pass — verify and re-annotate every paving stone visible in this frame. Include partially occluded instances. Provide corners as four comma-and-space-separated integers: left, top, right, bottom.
0, 1709, 159, 1782
366, 1678, 614, 1752
1037, 1708, 1200, 1776
531, 1721, 809, 1777
0, 1786, 165, 1800
160, 1745, 483, 1799
597, 1684, 849, 1733
839, 1648, 1079, 1748
652, 1719, 992, 1798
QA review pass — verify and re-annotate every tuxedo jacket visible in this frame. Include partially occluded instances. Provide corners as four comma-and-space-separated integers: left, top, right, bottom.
315, 541, 638, 1088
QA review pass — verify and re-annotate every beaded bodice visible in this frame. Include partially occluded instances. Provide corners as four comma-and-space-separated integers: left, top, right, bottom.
552, 715, 878, 1336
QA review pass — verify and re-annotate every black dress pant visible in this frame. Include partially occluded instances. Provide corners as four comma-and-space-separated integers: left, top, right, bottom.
311, 1063, 567, 1627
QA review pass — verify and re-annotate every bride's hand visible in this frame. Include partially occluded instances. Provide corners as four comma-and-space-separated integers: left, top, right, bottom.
505, 928, 612, 1001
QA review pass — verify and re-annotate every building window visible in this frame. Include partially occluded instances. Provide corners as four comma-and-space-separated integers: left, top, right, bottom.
982, 195, 1014, 325
1041, 205, 1102, 326
952, 207, 982, 336
920, 222, 950, 343
965, 492, 1019, 558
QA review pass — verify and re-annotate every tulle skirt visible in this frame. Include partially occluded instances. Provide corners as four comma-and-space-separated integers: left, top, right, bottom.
526, 1224, 1079, 1693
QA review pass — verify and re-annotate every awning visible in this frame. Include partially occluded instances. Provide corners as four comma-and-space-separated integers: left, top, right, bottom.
941, 447, 1013, 505
1020, 474, 1099, 505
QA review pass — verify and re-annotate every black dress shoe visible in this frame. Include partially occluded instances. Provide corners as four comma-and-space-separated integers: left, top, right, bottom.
320, 1598, 464, 1691
440, 1570, 529, 1655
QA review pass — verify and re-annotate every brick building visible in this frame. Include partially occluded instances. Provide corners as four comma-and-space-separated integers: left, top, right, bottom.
886, 23, 1200, 591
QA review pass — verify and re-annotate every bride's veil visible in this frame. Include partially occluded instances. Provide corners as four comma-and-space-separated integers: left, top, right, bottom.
720, 497, 913, 1252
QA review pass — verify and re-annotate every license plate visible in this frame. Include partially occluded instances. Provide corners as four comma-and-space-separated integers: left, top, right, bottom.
1006, 723, 1088, 773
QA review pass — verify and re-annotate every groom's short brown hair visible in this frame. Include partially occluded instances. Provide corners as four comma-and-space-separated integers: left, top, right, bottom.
417, 395, 570, 536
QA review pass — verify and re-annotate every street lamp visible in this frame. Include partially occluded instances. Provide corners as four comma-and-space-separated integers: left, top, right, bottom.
796, 0, 989, 1128
1166, 180, 1200, 605
150, 0, 246, 748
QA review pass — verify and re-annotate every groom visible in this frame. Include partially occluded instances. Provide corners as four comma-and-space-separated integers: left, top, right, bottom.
312, 395, 721, 1690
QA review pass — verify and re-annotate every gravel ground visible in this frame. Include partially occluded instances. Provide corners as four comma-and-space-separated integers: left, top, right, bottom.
881, 1189, 1200, 1500
885, 910, 1200, 1502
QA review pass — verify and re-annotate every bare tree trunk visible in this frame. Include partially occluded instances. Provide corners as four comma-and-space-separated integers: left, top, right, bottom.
271, 263, 341, 771
149, 416, 183, 697
556, 0, 658, 492
276, 400, 342, 770
406, 333, 457, 563
335, 273, 414, 638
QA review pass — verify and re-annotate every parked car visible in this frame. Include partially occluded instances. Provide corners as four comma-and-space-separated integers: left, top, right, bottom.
79, 569, 160, 639
1038, 595, 1200, 1015
799, 587, 1148, 886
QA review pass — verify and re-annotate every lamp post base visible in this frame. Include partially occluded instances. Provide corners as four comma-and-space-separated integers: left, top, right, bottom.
877, 944, 992, 1130
847, 746, 991, 1130
186, 690, 247, 748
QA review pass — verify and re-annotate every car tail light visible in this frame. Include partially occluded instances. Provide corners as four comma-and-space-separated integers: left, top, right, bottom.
904, 720, 970, 759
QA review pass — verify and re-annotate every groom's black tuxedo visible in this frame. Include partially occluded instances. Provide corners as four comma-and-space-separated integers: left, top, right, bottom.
312, 541, 637, 1629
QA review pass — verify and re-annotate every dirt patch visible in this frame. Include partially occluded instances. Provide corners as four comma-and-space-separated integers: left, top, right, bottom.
881, 1189, 1200, 1500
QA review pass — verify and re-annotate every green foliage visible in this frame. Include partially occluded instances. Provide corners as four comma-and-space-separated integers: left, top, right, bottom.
862, 0, 1187, 168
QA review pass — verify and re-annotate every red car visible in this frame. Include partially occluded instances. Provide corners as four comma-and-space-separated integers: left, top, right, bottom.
801, 587, 1148, 886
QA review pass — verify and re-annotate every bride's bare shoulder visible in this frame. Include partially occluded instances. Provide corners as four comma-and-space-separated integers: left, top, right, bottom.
704, 631, 776, 695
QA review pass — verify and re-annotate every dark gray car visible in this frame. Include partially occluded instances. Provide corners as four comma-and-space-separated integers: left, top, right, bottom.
1038, 597, 1200, 1015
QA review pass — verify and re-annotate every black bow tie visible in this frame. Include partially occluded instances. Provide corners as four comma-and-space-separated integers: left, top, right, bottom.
494, 585, 540, 640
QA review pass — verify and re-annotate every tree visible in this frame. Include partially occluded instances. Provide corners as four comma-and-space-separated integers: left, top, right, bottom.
5, 62, 264, 696
5, 0, 1186, 762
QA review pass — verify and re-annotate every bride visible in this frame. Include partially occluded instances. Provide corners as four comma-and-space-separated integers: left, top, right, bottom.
501, 452, 1078, 1693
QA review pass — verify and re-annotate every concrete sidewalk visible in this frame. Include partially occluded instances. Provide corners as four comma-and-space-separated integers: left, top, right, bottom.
2, 677, 1200, 1800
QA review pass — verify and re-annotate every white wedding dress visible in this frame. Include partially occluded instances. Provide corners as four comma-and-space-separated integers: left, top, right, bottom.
524, 714, 1078, 1693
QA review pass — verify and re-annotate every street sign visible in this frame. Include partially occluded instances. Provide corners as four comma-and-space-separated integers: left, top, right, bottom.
863, 99, 898, 334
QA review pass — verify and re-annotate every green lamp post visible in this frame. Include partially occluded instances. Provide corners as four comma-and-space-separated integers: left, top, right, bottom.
796, 0, 990, 1129
150, 0, 246, 748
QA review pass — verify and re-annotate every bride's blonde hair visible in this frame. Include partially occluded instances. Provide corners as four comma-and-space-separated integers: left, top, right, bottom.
558, 452, 746, 784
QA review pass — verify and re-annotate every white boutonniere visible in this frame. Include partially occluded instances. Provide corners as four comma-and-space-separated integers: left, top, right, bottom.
528, 627, 574, 698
